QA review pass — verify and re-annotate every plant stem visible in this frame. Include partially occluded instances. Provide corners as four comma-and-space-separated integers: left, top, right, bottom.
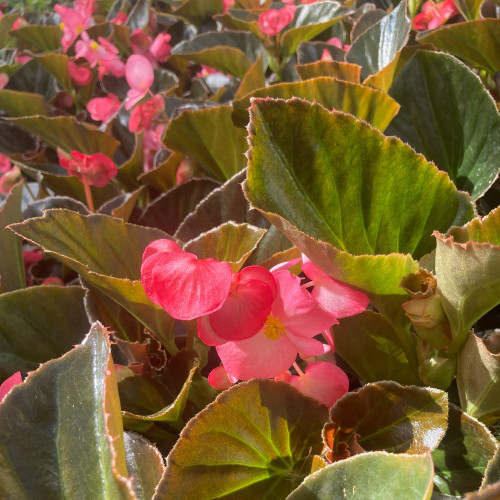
293, 361, 305, 377
83, 179, 95, 213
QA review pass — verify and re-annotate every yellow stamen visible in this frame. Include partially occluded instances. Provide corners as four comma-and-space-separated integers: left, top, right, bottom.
59, 22, 65, 30
76, 25, 83, 33
90, 41, 99, 51
263, 315, 287, 341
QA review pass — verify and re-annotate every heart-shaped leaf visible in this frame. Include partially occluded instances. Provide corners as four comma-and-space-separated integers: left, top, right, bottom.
164, 105, 248, 182
286, 452, 434, 500
432, 403, 497, 496
417, 20, 500, 74
0, 322, 135, 499
324, 381, 447, 460
387, 51, 500, 201
347, 0, 411, 80
0, 285, 90, 379
232, 77, 400, 131
156, 380, 329, 499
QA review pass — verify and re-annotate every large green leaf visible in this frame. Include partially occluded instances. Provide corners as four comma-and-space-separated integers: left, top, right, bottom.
387, 51, 500, 201
417, 20, 500, 74
232, 77, 400, 131
457, 333, 500, 424
435, 208, 500, 352
346, 0, 411, 80
9, 210, 178, 353
432, 404, 497, 496
170, 31, 261, 79
183, 221, 267, 272
286, 452, 434, 500
0, 182, 24, 292
244, 98, 474, 295
333, 311, 419, 385
171, 0, 222, 26
280, 2, 353, 57
6, 116, 119, 157
9, 24, 62, 52
324, 381, 447, 459
0, 89, 48, 116
295, 60, 362, 84
156, 380, 328, 500
164, 105, 248, 182
0, 322, 135, 499
0, 286, 90, 380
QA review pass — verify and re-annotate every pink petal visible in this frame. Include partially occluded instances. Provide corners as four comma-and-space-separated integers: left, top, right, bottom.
125, 54, 154, 92
125, 88, 147, 110
287, 332, 330, 357
217, 329, 298, 380
142, 239, 181, 262
208, 365, 237, 390
0, 371, 22, 403
141, 251, 232, 320
287, 361, 349, 407
197, 315, 227, 346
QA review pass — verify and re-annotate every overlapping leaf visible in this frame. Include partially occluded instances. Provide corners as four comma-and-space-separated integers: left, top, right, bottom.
0, 89, 48, 116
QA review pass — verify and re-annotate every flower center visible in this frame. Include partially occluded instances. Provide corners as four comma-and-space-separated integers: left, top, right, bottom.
263, 315, 287, 340
90, 41, 99, 51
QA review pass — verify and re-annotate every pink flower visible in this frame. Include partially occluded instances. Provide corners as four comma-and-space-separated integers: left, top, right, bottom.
258, 5, 296, 36
68, 60, 92, 86
11, 17, 27, 30
111, 12, 128, 25
75, 33, 125, 78
223, 0, 235, 12
302, 255, 369, 318
125, 54, 154, 109
58, 150, 117, 187
0, 165, 20, 195
128, 95, 164, 133
413, 0, 459, 30
87, 93, 121, 122
55, 0, 94, 52
0, 372, 22, 403
215, 269, 336, 380
0, 72, 8, 89
23, 249, 43, 285
0, 153, 10, 173
131, 29, 152, 57
143, 123, 165, 151
141, 239, 233, 320
150, 33, 172, 63
277, 361, 349, 407
198, 266, 278, 345
208, 365, 237, 390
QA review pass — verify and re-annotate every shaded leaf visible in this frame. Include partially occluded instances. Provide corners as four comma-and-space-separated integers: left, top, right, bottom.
0, 285, 90, 379
164, 105, 247, 181
453, 0, 484, 21
138, 152, 181, 193
483, 446, 500, 487
233, 77, 400, 131
235, 52, 266, 100
156, 380, 329, 500
286, 452, 434, 500
0, 182, 25, 292
347, 0, 411, 80
183, 221, 266, 272
23, 195, 89, 219
0, 89, 48, 116
9, 24, 62, 52
417, 20, 500, 74
333, 311, 419, 385
6, 58, 55, 101
295, 60, 361, 84
172, 0, 222, 26
0, 323, 135, 499
387, 51, 500, 200
432, 404, 497, 496
325, 381, 447, 459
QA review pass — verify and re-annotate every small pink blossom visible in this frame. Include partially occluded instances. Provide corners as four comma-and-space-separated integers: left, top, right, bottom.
55, 0, 94, 52
0, 372, 22, 403
58, 150, 117, 187
68, 60, 92, 86
150, 33, 172, 63
87, 93, 121, 122
125, 54, 154, 110
141, 239, 233, 320
111, 12, 128, 25
143, 123, 165, 151
0, 165, 20, 195
413, 0, 459, 30
128, 95, 164, 134
11, 17, 27, 30
223, 0, 235, 12
75, 33, 125, 78
258, 5, 296, 36
131, 29, 152, 57
208, 365, 237, 390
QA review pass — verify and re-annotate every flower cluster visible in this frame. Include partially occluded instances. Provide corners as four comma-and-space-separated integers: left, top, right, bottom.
141, 240, 369, 407
413, 0, 459, 30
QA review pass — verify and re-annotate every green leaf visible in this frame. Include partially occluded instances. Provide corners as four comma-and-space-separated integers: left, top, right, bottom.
0, 182, 25, 292
164, 105, 248, 182
9, 24, 62, 52
6, 58, 56, 101
8, 210, 178, 353
417, 20, 500, 74
156, 380, 329, 500
387, 51, 500, 201
434, 213, 500, 352
452, 0, 483, 21
235, 52, 266, 100
483, 446, 500, 487
295, 60, 362, 84
448, 205, 500, 246
325, 381, 447, 457
0, 285, 90, 379
457, 333, 500, 424
170, 31, 261, 78
35, 53, 73, 92
232, 77, 400, 131
183, 221, 267, 272
139, 178, 219, 236
123, 432, 165, 500
280, 2, 353, 57
346, 0, 411, 80
286, 452, 434, 500
0, 13, 20, 48
171, 0, 222, 26
333, 311, 420, 385
0, 89, 48, 116
244, 98, 473, 295
0, 322, 135, 500
432, 403, 497, 496
7, 116, 119, 157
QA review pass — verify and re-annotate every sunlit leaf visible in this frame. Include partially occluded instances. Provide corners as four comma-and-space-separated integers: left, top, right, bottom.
0, 89, 48, 116
295, 60, 361, 84
9, 24, 62, 52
